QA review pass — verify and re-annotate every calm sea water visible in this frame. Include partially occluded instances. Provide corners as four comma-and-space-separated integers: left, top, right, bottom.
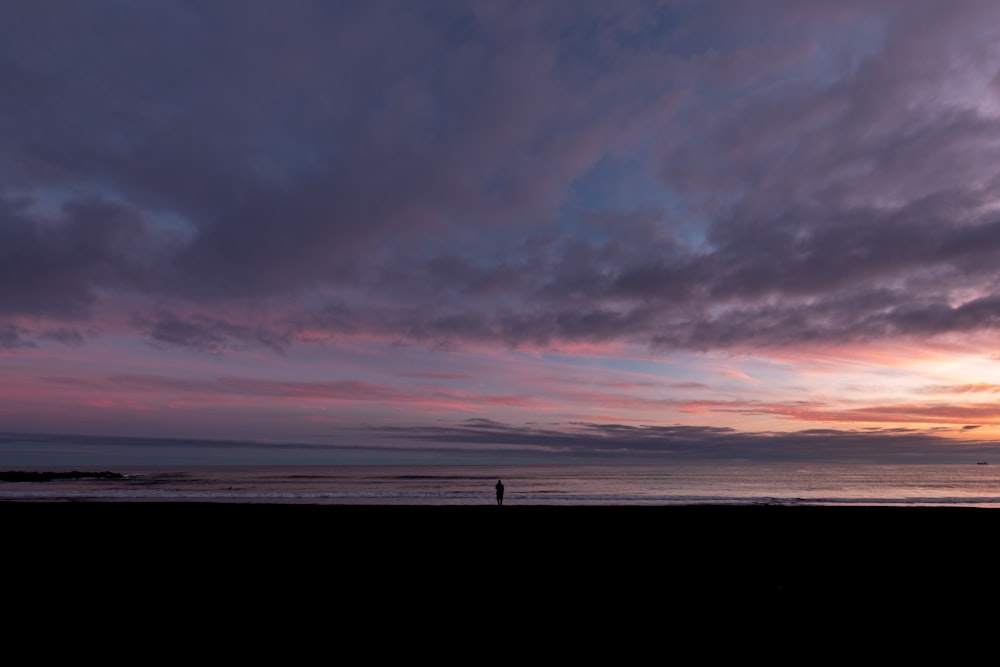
2, 463, 1000, 506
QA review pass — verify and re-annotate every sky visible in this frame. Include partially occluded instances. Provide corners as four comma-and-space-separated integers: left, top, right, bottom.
5, 0, 1000, 466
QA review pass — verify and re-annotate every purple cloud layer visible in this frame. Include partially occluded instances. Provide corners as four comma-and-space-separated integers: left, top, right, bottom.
3, 0, 1000, 356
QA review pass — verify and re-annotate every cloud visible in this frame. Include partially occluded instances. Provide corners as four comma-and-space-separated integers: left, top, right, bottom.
3, 0, 1000, 357
362, 418, 1000, 463
0, 323, 31, 349
920, 383, 1000, 394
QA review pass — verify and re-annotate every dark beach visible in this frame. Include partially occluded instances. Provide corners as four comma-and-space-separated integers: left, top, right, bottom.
6, 502, 997, 649
0, 502, 1000, 607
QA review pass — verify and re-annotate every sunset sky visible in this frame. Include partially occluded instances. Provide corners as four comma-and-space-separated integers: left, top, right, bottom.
5, 0, 1000, 466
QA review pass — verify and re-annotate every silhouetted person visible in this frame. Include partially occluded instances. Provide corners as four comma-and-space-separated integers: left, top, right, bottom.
495, 479, 504, 506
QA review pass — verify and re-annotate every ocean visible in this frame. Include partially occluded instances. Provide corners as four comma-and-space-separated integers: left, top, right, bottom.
2, 462, 1000, 506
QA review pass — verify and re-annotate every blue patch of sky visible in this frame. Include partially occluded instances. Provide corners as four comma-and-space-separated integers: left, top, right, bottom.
560, 151, 709, 252
21, 185, 71, 219
23, 184, 197, 241
670, 7, 886, 107
538, 346, 709, 388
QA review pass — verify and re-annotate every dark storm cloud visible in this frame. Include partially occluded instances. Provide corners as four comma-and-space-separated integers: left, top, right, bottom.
4, 1, 1000, 353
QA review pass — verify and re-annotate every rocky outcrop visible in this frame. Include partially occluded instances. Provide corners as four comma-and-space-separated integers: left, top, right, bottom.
0, 470, 124, 482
